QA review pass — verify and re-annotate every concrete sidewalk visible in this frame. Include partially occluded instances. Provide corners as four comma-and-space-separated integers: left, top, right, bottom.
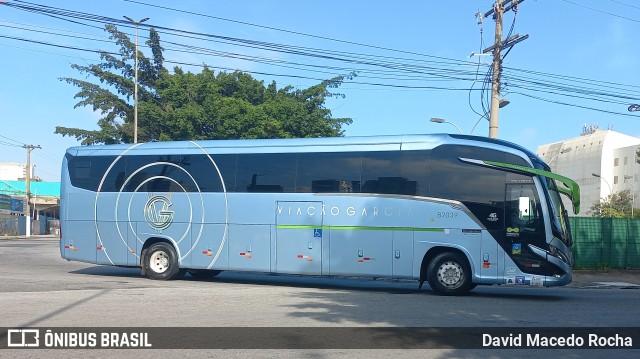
570, 269, 640, 288
0, 234, 58, 240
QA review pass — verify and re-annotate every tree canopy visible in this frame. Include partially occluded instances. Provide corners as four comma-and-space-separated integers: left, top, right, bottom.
589, 189, 634, 218
56, 25, 353, 145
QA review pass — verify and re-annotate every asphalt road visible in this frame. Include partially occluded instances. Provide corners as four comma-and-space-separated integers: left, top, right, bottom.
1, 237, 638, 358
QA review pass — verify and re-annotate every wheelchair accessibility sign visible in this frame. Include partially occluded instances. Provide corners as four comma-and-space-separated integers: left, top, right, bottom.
313, 228, 323, 238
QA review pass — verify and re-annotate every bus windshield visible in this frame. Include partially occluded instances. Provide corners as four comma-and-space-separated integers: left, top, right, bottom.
480, 158, 579, 247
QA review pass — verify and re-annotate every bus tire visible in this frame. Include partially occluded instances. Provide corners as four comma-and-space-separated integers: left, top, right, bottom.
188, 269, 222, 279
427, 252, 472, 296
143, 242, 183, 280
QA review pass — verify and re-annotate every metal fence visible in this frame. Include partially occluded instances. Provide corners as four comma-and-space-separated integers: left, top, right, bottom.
0, 216, 58, 236
0, 217, 25, 236
570, 217, 640, 269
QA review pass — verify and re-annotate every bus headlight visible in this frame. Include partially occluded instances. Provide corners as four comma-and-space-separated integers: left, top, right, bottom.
549, 245, 569, 264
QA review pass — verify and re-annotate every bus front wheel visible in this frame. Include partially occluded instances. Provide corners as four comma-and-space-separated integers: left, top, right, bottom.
427, 252, 472, 296
143, 242, 184, 280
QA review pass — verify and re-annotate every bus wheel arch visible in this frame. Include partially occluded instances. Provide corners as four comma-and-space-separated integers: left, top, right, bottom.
420, 247, 474, 296
140, 238, 185, 280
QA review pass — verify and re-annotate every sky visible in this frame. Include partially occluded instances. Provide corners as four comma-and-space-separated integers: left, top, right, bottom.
1, 0, 639, 182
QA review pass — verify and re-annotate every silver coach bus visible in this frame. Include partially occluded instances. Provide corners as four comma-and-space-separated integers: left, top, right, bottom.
60, 134, 580, 295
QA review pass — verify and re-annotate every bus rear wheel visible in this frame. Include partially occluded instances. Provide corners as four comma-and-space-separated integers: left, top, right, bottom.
143, 242, 184, 280
427, 252, 472, 296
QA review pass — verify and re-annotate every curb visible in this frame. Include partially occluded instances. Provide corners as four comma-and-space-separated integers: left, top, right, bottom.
571, 269, 640, 287
0, 235, 58, 240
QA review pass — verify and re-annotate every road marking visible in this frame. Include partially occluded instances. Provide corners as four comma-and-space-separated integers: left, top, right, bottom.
593, 282, 640, 287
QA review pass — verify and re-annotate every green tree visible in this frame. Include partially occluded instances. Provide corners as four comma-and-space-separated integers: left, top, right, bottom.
589, 189, 634, 218
56, 25, 352, 145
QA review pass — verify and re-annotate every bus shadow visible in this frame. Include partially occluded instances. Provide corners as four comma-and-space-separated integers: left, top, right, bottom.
201, 272, 567, 300
281, 284, 569, 328
198, 271, 422, 295
70, 265, 142, 278
69, 265, 568, 302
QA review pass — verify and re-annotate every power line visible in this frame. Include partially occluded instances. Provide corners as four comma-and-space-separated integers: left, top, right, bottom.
1, 1, 492, 86
0, 134, 25, 147
3, 0, 635, 93
165, 60, 483, 91
122, 0, 477, 64
4, 1, 473, 68
0, 22, 113, 44
0, 141, 24, 148
609, 0, 640, 11
0, 6, 487, 84
0, 19, 108, 39
0, 34, 119, 55
0, 41, 100, 61
11, 23, 626, 102
0, 22, 477, 88
2, 0, 639, 120
514, 91, 640, 118
0, 30, 480, 91
3, 15, 634, 102
560, 0, 640, 23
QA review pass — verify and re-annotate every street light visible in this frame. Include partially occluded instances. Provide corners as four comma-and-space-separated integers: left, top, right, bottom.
548, 147, 572, 166
624, 175, 636, 218
592, 173, 613, 217
123, 16, 150, 144
430, 117, 462, 134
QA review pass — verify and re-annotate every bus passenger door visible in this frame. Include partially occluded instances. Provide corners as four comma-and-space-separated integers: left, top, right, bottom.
275, 201, 323, 275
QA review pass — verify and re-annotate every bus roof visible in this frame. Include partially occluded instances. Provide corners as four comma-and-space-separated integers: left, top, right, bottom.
66, 133, 540, 161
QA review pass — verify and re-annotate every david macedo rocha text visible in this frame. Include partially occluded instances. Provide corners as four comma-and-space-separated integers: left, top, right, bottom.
483, 333, 633, 348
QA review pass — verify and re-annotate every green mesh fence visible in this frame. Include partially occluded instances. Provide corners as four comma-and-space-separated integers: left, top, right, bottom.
570, 217, 640, 269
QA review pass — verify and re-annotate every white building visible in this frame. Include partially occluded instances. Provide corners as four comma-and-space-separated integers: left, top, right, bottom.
0, 162, 39, 181
536, 128, 640, 216
0, 162, 27, 181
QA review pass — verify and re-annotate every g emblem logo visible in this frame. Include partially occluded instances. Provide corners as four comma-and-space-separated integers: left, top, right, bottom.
144, 194, 175, 232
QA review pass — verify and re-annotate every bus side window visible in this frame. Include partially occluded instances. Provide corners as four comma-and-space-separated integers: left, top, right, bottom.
361, 151, 427, 196
297, 152, 362, 193
236, 153, 296, 193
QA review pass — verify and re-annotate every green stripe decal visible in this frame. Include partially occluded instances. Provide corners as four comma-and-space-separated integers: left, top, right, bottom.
276, 225, 444, 232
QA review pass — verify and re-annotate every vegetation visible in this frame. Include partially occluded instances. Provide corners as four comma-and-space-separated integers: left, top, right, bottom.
56, 25, 353, 145
589, 189, 634, 218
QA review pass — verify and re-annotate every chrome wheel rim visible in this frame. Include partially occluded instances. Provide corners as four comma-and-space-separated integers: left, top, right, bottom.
437, 260, 464, 288
149, 250, 170, 273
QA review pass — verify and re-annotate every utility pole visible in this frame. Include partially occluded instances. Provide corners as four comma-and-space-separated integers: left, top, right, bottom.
488, 0, 503, 139
24, 144, 41, 237
482, 0, 528, 138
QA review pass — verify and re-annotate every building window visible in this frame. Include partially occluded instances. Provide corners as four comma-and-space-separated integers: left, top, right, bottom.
624, 157, 628, 165
614, 158, 619, 166
614, 176, 618, 185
